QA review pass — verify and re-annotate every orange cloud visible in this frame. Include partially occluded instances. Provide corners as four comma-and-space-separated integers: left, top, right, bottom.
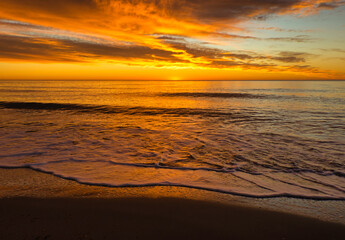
0, 0, 344, 79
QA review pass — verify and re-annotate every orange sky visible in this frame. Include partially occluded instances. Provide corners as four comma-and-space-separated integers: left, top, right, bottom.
0, 0, 344, 80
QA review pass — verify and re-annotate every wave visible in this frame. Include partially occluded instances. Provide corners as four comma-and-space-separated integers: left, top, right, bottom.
0, 101, 105, 111
1, 157, 344, 200
1, 157, 344, 178
160, 92, 267, 98
243, 88, 330, 93
0, 101, 253, 118
1, 165, 344, 200
158, 92, 345, 105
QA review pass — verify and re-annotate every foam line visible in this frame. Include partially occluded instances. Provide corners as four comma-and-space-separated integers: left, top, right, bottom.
1, 165, 344, 201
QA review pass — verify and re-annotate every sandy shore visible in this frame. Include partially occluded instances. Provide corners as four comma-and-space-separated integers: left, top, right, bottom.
0, 168, 344, 239
1, 197, 345, 240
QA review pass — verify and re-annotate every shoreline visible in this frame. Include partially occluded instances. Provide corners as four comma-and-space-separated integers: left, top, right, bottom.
1, 168, 345, 224
2, 165, 344, 201
1, 168, 345, 239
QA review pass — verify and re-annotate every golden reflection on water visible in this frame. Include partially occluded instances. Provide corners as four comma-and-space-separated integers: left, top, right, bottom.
0, 80, 344, 201
1, 80, 343, 111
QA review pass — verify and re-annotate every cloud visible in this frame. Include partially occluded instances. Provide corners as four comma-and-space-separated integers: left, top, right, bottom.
0, 19, 51, 30
0, 19, 121, 46
0, 16, 318, 72
0, 32, 321, 76
0, 1, 337, 52
272, 51, 314, 63
152, 37, 319, 68
266, 35, 315, 43
317, 1, 345, 9
0, 0, 342, 78
319, 48, 345, 53
0, 34, 179, 63
0, 1, 341, 36
258, 27, 315, 33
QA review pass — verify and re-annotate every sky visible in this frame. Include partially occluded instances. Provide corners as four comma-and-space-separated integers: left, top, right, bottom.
0, 0, 344, 80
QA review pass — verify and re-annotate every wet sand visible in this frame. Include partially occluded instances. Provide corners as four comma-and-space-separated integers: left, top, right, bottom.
0, 168, 344, 239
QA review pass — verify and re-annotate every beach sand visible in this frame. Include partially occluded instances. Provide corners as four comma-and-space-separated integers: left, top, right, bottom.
0, 168, 344, 239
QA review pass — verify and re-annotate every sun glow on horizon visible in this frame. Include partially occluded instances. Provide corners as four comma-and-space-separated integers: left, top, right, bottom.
0, 1, 344, 80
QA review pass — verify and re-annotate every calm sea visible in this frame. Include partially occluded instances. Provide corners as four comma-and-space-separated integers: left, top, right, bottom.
0, 80, 344, 199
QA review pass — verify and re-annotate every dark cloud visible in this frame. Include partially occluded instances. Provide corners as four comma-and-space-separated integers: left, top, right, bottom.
218, 33, 315, 42
272, 51, 310, 63
156, 33, 314, 44
158, 36, 318, 65
91, 0, 302, 21
0, 31, 326, 77
267, 35, 315, 43
1, 0, 338, 24
318, 2, 338, 9
0, 0, 340, 79
209, 60, 273, 69
0, 33, 273, 70
285, 65, 321, 73
155, 35, 186, 41
224, 53, 255, 60
258, 27, 315, 33
0, 27, 320, 73
181, 0, 301, 21
0, 0, 97, 18
0, 34, 178, 62
0, 34, 77, 62
162, 42, 221, 59
317, 1, 345, 9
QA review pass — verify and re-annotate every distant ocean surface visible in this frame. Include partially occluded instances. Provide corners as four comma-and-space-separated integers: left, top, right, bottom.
0, 80, 344, 200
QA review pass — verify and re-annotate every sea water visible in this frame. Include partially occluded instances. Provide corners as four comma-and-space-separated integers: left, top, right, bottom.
0, 80, 344, 200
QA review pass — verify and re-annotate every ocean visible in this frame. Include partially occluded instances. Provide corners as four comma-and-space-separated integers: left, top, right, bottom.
0, 80, 344, 200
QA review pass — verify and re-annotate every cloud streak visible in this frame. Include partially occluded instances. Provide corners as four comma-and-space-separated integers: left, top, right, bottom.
0, 31, 323, 77
0, 0, 344, 78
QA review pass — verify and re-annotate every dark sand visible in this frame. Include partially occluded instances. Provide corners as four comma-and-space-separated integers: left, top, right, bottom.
0, 169, 344, 240
0, 197, 344, 240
